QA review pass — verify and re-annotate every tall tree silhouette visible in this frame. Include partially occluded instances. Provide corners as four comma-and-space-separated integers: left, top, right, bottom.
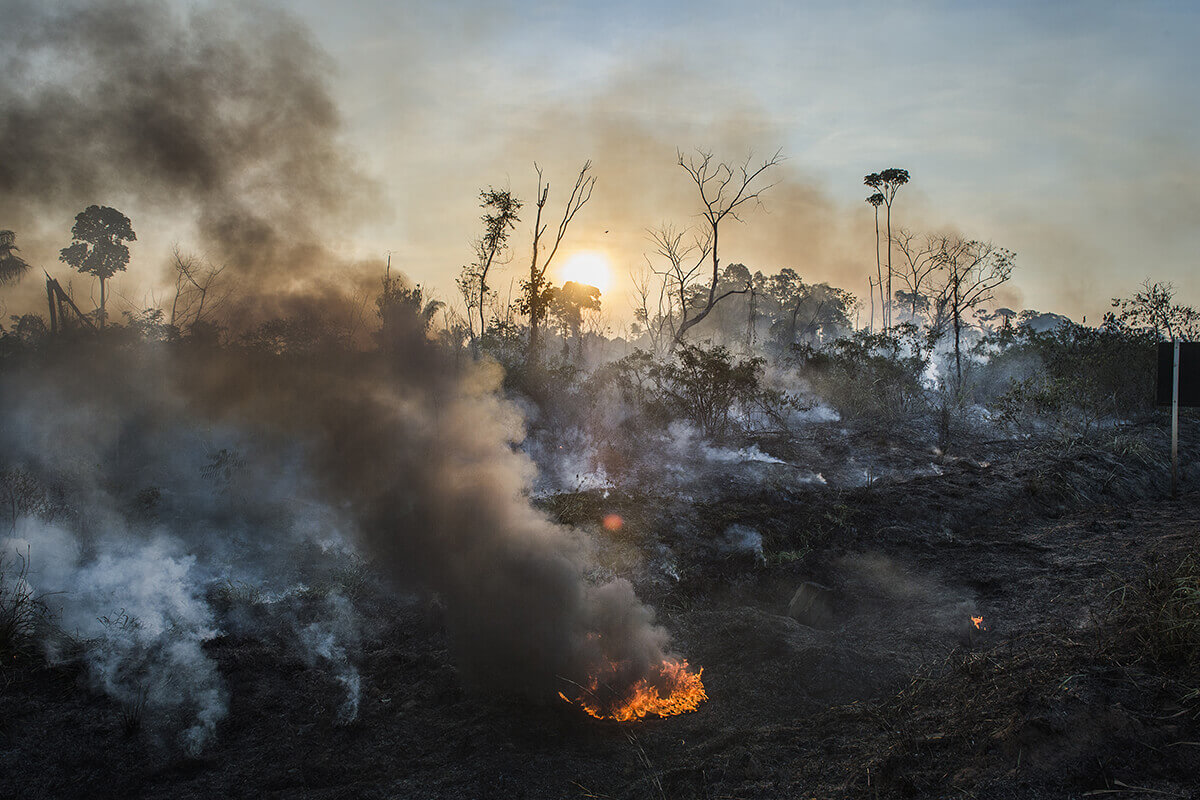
865, 192, 884, 329
59, 205, 136, 328
864, 168, 909, 329
458, 188, 521, 344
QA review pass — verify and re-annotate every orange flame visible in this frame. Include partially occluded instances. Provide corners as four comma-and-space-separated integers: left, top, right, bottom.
971, 615, 985, 630
560, 658, 707, 722
602, 513, 624, 532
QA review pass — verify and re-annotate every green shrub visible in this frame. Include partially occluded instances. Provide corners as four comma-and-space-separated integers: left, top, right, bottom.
983, 321, 1157, 432
593, 344, 794, 439
793, 323, 930, 423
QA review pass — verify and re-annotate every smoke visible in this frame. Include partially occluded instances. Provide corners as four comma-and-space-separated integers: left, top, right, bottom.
0, 0, 380, 311
0, 340, 369, 751
0, 0, 951, 331
297, 595, 363, 725
0, 2, 687, 741
493, 93, 882, 298
5, 519, 226, 751
0, 311, 682, 745
176, 320, 676, 699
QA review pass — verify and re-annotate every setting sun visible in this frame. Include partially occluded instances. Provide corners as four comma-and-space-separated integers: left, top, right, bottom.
559, 251, 612, 295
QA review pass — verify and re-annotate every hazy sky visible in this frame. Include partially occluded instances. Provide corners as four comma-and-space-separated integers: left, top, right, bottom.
4, 0, 1198, 325
294, 0, 1200, 322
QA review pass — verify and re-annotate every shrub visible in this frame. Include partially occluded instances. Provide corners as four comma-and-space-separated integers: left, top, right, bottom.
0, 547, 45, 660
793, 324, 930, 423
595, 344, 794, 439
984, 321, 1157, 432
653, 344, 783, 438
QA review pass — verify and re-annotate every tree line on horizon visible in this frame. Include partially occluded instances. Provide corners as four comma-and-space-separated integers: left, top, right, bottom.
1, 149, 1196, 384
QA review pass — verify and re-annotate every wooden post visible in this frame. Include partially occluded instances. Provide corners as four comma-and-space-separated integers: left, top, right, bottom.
1171, 339, 1180, 499
46, 278, 58, 334
42, 274, 97, 332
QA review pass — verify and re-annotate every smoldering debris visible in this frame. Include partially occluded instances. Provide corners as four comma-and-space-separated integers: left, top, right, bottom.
525, 420, 829, 499
4, 520, 227, 751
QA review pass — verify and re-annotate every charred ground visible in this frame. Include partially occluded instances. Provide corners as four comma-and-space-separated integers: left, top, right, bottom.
2, 410, 1196, 799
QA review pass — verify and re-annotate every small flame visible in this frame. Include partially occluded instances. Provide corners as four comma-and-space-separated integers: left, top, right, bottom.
602, 513, 624, 532
560, 658, 707, 722
971, 615, 985, 630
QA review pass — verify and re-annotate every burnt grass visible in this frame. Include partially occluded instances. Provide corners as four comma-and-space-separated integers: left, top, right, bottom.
3, 419, 1199, 799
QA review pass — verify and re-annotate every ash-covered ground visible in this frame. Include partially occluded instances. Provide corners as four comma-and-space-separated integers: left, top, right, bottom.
3, 409, 1196, 800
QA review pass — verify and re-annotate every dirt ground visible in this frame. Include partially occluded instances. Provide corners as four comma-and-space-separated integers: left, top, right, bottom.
2, 422, 1198, 799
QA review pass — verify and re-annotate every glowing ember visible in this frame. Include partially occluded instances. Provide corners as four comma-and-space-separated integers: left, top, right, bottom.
559, 658, 707, 722
602, 513, 624, 531
971, 615, 985, 630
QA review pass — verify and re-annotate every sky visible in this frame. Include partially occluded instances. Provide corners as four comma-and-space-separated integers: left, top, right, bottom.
2, 0, 1198, 327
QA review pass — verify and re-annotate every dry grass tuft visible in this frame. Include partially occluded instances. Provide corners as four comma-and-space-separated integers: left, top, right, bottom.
1106, 555, 1200, 667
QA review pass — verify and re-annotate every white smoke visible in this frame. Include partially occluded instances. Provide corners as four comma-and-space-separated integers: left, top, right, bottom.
5, 522, 225, 752
0, 351, 371, 751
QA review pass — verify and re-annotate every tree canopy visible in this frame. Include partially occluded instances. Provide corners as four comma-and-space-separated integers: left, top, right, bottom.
59, 205, 136, 282
0, 230, 31, 286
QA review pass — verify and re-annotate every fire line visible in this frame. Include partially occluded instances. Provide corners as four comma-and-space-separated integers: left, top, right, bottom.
560, 658, 707, 721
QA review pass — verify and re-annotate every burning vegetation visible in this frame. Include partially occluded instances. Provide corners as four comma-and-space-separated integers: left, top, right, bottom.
559, 657, 707, 722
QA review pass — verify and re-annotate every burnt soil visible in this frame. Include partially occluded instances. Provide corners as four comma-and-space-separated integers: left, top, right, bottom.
2, 421, 1199, 799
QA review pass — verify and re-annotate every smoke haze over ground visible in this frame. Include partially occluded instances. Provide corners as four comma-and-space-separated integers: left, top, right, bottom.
2, 4, 1199, 796
0, 316, 690, 747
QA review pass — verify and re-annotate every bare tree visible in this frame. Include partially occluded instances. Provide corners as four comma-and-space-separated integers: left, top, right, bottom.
673, 148, 783, 347
168, 246, 229, 333
520, 161, 595, 363
929, 236, 1015, 386
892, 229, 940, 323
642, 223, 712, 351
863, 168, 909, 329
630, 261, 679, 355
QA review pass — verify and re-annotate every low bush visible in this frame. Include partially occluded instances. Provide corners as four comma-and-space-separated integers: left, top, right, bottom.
983, 321, 1158, 433
593, 344, 795, 439
791, 324, 931, 424
0, 547, 46, 660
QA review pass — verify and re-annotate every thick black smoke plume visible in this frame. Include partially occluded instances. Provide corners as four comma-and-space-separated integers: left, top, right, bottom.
179, 317, 673, 697
1, 313, 676, 746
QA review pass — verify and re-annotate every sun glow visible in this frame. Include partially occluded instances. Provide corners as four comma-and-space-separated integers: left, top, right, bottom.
559, 251, 612, 295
